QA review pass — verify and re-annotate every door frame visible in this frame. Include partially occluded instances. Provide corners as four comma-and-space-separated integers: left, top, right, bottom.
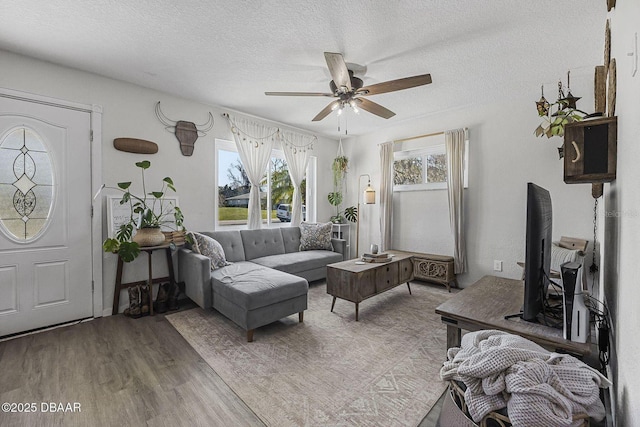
0, 87, 104, 317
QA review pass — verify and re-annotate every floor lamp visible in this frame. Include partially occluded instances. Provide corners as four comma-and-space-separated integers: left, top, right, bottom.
355, 174, 376, 258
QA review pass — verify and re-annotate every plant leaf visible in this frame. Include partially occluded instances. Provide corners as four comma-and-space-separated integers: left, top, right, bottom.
151, 191, 164, 199
135, 160, 151, 169
102, 238, 120, 253
117, 182, 131, 190
534, 126, 544, 137
118, 241, 140, 262
344, 206, 358, 222
116, 223, 134, 242
327, 192, 343, 206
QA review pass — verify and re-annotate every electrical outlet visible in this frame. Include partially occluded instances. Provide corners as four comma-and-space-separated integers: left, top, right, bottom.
493, 260, 503, 272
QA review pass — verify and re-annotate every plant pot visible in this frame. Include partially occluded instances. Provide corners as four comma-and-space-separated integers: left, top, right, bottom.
133, 227, 165, 247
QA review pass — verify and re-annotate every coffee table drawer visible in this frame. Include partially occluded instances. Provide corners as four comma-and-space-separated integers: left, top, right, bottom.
327, 267, 375, 302
398, 258, 413, 283
375, 262, 398, 292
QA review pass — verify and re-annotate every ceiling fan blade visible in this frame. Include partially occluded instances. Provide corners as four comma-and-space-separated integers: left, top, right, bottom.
265, 91, 335, 97
312, 100, 340, 121
359, 74, 432, 96
355, 98, 396, 119
324, 52, 352, 93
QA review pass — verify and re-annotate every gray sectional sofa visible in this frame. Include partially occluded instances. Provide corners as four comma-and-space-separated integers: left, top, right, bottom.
178, 226, 345, 341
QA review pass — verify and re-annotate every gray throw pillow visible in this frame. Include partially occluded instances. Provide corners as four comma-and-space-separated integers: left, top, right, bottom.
188, 231, 232, 270
299, 222, 333, 251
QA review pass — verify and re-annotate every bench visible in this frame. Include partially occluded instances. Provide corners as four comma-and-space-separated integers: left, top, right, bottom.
411, 253, 457, 292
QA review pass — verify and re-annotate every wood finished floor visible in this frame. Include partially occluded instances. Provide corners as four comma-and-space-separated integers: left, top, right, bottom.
0, 303, 444, 427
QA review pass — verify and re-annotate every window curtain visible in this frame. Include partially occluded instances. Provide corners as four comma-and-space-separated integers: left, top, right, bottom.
280, 130, 314, 226
445, 128, 467, 273
226, 115, 277, 229
379, 141, 394, 251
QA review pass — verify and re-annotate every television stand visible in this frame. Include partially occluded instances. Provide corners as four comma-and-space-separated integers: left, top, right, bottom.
435, 275, 591, 356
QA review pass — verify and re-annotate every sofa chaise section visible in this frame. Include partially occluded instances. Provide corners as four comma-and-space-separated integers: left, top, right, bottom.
211, 262, 308, 342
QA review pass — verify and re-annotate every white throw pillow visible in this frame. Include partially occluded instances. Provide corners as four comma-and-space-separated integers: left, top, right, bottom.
188, 232, 232, 270
299, 222, 333, 251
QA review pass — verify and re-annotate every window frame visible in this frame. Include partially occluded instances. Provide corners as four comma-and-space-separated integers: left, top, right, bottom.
214, 138, 316, 229
393, 141, 469, 192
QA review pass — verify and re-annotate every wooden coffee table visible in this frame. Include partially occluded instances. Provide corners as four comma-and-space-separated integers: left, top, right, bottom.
326, 251, 414, 321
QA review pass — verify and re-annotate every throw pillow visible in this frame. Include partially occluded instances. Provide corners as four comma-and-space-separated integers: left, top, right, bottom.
299, 222, 333, 251
188, 231, 232, 270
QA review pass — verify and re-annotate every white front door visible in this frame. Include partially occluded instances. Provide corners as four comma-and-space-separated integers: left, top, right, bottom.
0, 96, 93, 336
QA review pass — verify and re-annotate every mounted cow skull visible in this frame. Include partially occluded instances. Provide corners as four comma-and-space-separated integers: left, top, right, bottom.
155, 102, 214, 156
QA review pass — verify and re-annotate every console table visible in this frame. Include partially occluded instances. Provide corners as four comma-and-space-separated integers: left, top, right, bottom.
435, 275, 591, 356
111, 243, 179, 316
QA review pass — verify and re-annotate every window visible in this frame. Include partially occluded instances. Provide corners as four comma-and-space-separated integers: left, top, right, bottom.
215, 139, 315, 228
393, 140, 468, 191
0, 127, 54, 242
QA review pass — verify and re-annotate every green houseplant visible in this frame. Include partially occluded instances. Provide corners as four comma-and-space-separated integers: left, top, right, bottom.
102, 160, 186, 262
332, 156, 349, 188
328, 154, 357, 224
328, 192, 357, 224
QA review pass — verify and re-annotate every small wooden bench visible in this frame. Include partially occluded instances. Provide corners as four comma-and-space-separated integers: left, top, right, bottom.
391, 250, 457, 292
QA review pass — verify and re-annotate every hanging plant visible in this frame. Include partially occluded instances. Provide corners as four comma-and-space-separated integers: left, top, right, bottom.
533, 75, 587, 147
332, 156, 349, 188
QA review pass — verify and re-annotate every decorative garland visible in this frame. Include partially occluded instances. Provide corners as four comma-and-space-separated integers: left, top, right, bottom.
280, 131, 316, 154
223, 113, 279, 148
223, 113, 316, 152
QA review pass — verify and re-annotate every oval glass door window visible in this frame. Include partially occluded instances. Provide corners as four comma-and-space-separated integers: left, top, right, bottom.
0, 127, 54, 242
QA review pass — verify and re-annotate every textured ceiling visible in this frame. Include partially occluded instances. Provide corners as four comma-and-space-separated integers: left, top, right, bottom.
0, 1, 605, 137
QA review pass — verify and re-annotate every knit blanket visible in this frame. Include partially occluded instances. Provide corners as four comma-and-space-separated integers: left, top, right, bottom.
440, 330, 611, 427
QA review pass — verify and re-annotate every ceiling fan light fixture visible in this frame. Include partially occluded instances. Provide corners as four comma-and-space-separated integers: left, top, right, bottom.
265, 52, 431, 122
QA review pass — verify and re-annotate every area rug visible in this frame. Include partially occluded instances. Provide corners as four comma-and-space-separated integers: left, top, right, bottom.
166, 282, 453, 427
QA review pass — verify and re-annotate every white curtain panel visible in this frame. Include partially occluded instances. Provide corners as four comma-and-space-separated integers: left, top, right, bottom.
227, 115, 276, 229
445, 128, 467, 273
281, 130, 313, 226
379, 141, 394, 251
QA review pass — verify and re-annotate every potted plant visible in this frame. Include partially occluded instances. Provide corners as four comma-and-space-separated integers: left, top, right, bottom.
102, 160, 187, 262
332, 156, 349, 188
328, 192, 357, 224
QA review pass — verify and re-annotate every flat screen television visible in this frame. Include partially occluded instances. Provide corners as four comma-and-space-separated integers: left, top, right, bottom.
522, 183, 553, 322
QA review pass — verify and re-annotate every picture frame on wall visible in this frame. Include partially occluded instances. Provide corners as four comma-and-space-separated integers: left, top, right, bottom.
106, 195, 179, 237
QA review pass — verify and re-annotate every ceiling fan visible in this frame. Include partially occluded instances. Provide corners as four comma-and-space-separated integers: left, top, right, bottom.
265, 52, 432, 121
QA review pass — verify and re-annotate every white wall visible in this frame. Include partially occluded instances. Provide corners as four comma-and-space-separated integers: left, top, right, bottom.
344, 80, 597, 288
602, 1, 640, 424
0, 49, 338, 315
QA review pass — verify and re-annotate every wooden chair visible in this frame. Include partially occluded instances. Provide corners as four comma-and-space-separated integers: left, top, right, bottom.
517, 236, 588, 280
